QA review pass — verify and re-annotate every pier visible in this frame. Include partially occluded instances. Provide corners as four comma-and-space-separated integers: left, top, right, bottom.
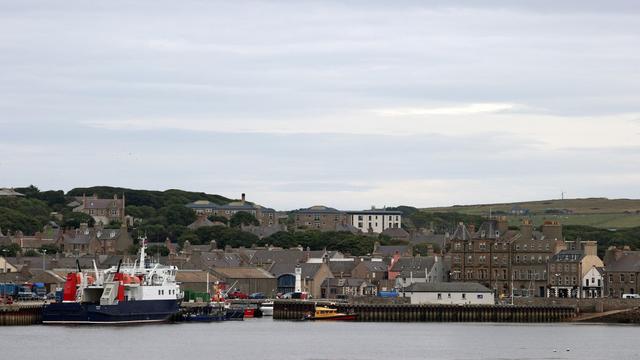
273, 301, 577, 322
0, 302, 43, 326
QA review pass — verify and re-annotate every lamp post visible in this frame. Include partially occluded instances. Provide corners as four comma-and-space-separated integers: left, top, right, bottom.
42, 249, 47, 271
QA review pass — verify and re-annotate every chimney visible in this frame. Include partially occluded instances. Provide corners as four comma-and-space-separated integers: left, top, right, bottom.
542, 220, 563, 241
497, 216, 509, 234
426, 244, 434, 257
241, 193, 246, 205
520, 219, 533, 240
581, 241, 598, 257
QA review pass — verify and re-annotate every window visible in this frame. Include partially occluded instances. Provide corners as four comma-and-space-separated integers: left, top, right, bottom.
477, 294, 483, 299
462, 293, 466, 300
437, 293, 442, 300
621, 274, 626, 282
447, 293, 451, 298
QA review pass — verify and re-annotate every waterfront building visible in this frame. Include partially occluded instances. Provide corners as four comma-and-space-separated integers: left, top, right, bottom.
320, 278, 377, 298
269, 262, 333, 298
602, 247, 640, 298
402, 282, 495, 305
209, 266, 277, 297
582, 265, 604, 298
547, 241, 603, 298
391, 255, 449, 289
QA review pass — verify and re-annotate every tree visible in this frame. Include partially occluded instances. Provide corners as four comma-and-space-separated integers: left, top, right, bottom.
161, 204, 197, 226
207, 215, 229, 225
229, 211, 259, 228
0, 243, 22, 257
62, 211, 95, 229
40, 244, 60, 254
147, 245, 170, 257
24, 249, 39, 257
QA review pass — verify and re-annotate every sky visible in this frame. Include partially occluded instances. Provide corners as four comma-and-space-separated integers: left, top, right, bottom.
1, 1, 639, 210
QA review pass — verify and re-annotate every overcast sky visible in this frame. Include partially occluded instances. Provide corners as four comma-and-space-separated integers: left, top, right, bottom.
1, 1, 639, 210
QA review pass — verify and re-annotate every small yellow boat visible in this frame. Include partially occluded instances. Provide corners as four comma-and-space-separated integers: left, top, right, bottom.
303, 306, 358, 321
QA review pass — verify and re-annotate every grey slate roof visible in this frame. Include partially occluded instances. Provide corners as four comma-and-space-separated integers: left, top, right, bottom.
346, 210, 402, 215
268, 262, 325, 278
451, 223, 473, 241
390, 256, 436, 272
321, 278, 373, 288
295, 205, 342, 214
552, 250, 585, 262
407, 282, 492, 293
327, 261, 358, 275
605, 252, 640, 272
249, 249, 306, 265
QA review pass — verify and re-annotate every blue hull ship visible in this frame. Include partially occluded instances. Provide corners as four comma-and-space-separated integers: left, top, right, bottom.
43, 238, 182, 325
43, 299, 180, 324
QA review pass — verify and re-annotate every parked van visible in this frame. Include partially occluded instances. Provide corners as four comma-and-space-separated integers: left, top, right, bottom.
622, 294, 640, 299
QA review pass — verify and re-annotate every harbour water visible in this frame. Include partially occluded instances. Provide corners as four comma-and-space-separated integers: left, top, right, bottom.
1, 319, 639, 360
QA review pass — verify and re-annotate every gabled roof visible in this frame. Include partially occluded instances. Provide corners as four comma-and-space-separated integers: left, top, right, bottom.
357, 261, 388, 272
187, 216, 215, 230
605, 251, 640, 272
375, 245, 410, 257
249, 249, 306, 265
268, 262, 326, 278
211, 266, 275, 279
451, 223, 473, 241
390, 256, 436, 272
327, 260, 358, 275
552, 250, 585, 262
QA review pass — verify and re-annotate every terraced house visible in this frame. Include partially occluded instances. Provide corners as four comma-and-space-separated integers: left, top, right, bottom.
448, 218, 566, 298
71, 194, 125, 225
292, 205, 350, 232
602, 247, 640, 298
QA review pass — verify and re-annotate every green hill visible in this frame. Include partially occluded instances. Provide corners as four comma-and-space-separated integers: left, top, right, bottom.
422, 198, 640, 229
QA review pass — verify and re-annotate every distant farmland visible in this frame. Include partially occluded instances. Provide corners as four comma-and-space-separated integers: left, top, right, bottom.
422, 198, 640, 229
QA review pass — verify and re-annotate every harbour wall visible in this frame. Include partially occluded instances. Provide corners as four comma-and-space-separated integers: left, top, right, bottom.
0, 303, 43, 326
514, 298, 640, 313
273, 300, 576, 322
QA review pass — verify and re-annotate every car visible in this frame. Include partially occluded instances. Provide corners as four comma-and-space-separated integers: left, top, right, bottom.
622, 294, 640, 299
227, 291, 249, 299
249, 292, 265, 299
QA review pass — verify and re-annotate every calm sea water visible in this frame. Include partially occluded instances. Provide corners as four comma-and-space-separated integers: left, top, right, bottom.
1, 319, 639, 360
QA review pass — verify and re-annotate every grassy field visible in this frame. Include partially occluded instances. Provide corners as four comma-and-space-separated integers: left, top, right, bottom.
423, 198, 640, 229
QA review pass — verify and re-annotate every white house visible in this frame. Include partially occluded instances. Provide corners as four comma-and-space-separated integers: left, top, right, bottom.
347, 209, 402, 234
582, 265, 604, 298
403, 282, 495, 305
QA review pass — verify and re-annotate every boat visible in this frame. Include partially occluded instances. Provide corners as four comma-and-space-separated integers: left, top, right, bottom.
303, 306, 358, 321
42, 238, 181, 325
260, 301, 274, 317
181, 302, 226, 322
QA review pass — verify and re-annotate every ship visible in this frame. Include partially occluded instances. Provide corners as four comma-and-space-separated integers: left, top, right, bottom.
42, 238, 181, 324
303, 306, 358, 321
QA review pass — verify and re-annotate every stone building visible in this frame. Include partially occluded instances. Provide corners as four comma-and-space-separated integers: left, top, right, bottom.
448, 218, 565, 298
603, 247, 640, 298
292, 205, 349, 231
72, 194, 125, 225
185, 193, 277, 226
547, 241, 604, 298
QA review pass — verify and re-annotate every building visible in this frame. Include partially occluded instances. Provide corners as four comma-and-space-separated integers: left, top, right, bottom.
511, 220, 564, 297
0, 188, 24, 197
582, 265, 604, 298
209, 266, 277, 297
347, 209, 402, 234
403, 282, 495, 305
603, 247, 640, 298
292, 205, 349, 231
59, 223, 132, 256
351, 260, 388, 287
448, 219, 514, 298
185, 194, 277, 227
391, 255, 449, 288
269, 262, 334, 298
448, 218, 565, 298
72, 194, 125, 225
548, 241, 604, 298
320, 278, 377, 298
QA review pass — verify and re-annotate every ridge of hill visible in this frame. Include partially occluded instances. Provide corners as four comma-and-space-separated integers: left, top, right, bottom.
422, 198, 640, 229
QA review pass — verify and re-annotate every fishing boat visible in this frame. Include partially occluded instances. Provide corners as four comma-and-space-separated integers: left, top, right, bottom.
303, 306, 358, 321
42, 238, 181, 324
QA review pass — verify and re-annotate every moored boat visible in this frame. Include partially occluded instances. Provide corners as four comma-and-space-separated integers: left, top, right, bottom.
303, 306, 358, 321
42, 238, 181, 325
